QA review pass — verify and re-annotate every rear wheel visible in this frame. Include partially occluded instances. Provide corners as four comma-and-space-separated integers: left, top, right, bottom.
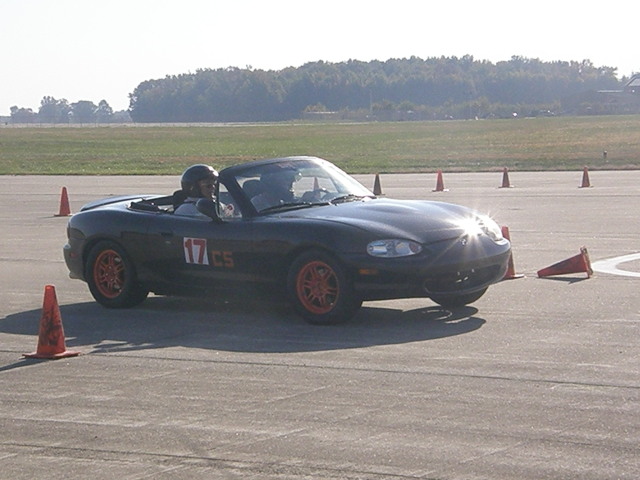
85, 241, 148, 308
430, 288, 487, 308
287, 250, 362, 325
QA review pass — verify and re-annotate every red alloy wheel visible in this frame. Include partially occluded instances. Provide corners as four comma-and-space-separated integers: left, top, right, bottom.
295, 260, 339, 314
93, 249, 125, 299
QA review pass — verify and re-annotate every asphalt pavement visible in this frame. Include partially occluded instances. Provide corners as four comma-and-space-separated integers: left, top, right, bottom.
1, 170, 638, 479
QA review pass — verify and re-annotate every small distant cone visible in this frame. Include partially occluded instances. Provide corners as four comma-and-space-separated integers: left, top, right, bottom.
579, 167, 592, 188
500, 167, 514, 188
501, 226, 524, 280
373, 173, 383, 196
24, 285, 80, 359
55, 186, 71, 216
432, 170, 448, 192
537, 246, 593, 278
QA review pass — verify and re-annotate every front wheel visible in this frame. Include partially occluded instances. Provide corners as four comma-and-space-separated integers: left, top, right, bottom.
287, 250, 362, 325
430, 288, 487, 309
85, 241, 149, 308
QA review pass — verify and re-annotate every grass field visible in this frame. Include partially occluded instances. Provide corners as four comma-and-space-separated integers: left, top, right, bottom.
1, 115, 639, 174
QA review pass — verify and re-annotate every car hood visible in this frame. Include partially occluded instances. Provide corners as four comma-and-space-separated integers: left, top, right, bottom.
280, 198, 478, 243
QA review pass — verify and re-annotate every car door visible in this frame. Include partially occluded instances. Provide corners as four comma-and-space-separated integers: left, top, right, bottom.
144, 212, 256, 289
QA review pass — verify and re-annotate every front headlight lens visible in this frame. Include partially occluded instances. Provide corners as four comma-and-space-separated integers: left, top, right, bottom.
480, 215, 504, 242
367, 239, 423, 258
456, 215, 504, 243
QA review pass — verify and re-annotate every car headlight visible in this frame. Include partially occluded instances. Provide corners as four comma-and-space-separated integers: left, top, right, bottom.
456, 215, 504, 243
367, 239, 423, 258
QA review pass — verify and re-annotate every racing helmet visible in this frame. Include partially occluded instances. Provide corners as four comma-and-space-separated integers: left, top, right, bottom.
180, 164, 219, 197
260, 168, 300, 201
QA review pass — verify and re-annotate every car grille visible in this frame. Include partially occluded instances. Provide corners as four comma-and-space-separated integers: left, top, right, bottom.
422, 265, 502, 295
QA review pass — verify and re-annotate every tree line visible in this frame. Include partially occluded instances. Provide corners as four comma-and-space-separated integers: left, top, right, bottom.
128, 56, 626, 123
9, 97, 129, 124
8, 56, 632, 124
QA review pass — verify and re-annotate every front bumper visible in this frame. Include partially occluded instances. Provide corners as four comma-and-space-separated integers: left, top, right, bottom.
349, 236, 511, 300
63, 242, 86, 281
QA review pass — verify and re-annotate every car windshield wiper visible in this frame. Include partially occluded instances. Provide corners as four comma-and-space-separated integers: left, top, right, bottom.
329, 194, 371, 204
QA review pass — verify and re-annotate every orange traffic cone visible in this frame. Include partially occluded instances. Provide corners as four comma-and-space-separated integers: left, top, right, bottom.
501, 226, 524, 280
55, 186, 72, 216
432, 170, 448, 192
24, 285, 80, 359
579, 167, 592, 188
537, 247, 593, 278
373, 173, 383, 196
500, 167, 514, 188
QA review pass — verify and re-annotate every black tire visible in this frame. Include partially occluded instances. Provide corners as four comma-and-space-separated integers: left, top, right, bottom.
85, 240, 149, 308
430, 288, 487, 308
287, 250, 362, 325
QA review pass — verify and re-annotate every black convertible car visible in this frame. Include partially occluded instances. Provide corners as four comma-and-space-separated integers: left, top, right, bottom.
64, 156, 511, 324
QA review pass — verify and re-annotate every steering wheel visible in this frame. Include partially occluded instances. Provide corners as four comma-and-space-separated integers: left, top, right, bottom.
301, 188, 329, 202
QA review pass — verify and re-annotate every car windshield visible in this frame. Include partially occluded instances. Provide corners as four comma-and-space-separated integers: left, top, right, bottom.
232, 158, 374, 213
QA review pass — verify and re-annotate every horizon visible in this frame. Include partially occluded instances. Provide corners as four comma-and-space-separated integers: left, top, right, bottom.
2, 0, 637, 114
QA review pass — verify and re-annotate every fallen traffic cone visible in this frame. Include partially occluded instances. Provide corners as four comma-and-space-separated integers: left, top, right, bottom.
579, 167, 592, 188
24, 285, 80, 360
432, 170, 448, 192
373, 173, 383, 196
501, 226, 524, 280
499, 167, 514, 188
55, 186, 72, 216
537, 246, 593, 278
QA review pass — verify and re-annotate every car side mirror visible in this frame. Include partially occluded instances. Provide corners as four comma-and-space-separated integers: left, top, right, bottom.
196, 198, 222, 223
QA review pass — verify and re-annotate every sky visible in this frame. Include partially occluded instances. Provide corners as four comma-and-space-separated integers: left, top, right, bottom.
1, 0, 637, 115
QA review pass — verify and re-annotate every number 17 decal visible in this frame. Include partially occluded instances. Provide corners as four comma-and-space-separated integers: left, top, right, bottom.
183, 237, 209, 265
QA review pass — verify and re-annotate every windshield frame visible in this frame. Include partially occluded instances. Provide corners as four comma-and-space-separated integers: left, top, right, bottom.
220, 156, 374, 215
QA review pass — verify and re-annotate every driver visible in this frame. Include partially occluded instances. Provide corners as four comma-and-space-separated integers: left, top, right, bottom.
251, 169, 300, 211
174, 164, 219, 217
